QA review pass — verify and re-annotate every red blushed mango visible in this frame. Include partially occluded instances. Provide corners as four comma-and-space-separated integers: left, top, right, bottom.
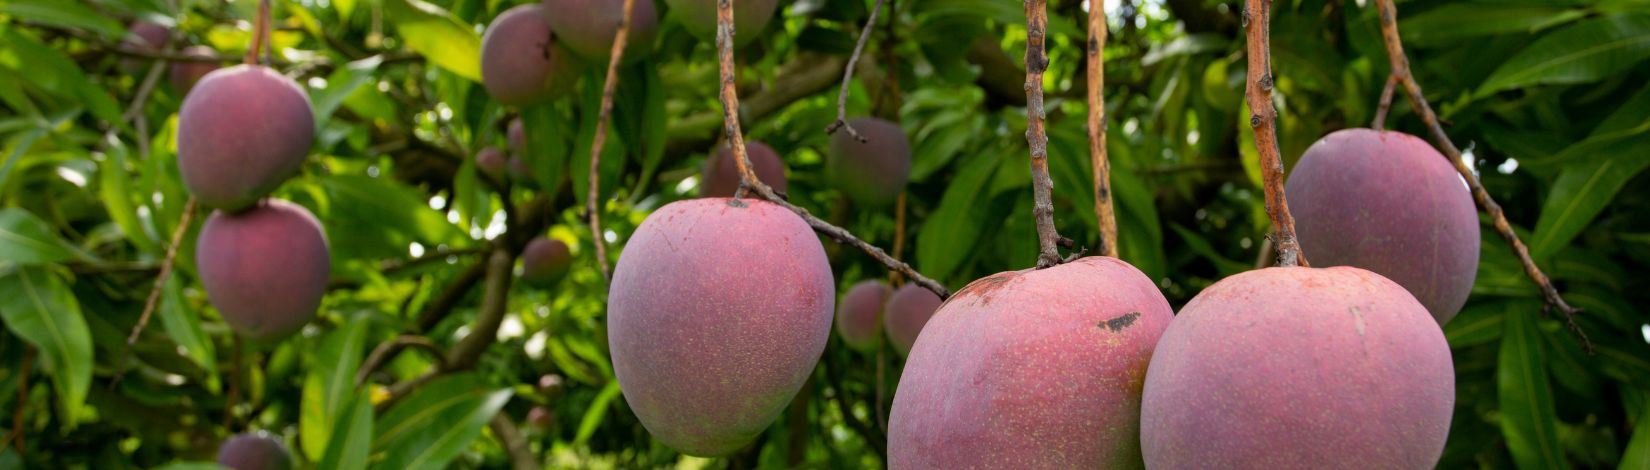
882, 284, 940, 357
508, 118, 527, 155
1140, 266, 1454, 469
476, 147, 507, 177
663, 0, 776, 46
197, 200, 330, 341
542, 0, 658, 62
1286, 128, 1478, 324
481, 4, 579, 106
608, 198, 834, 456
521, 236, 572, 285
836, 280, 889, 351
177, 64, 315, 212
700, 141, 787, 197
888, 256, 1171, 469
169, 46, 221, 94
216, 432, 292, 470
121, 20, 169, 71
828, 117, 911, 207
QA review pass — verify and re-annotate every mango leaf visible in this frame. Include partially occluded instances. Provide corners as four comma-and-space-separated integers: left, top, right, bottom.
1478, 14, 1650, 96
917, 152, 1000, 282
1143, 34, 1228, 66
0, 266, 92, 428
1498, 307, 1567, 470
318, 390, 373, 470
1444, 300, 1505, 348
300, 316, 370, 460
0, 208, 78, 264
1400, 5, 1587, 46
1624, 404, 1650, 470
571, 69, 627, 208
0, 29, 124, 129
1529, 135, 1650, 260
0, 0, 126, 39
1168, 224, 1248, 277
312, 56, 383, 131
374, 374, 512, 470
383, 0, 482, 82
320, 175, 467, 260
98, 137, 158, 254
520, 102, 571, 192
156, 276, 216, 376
574, 381, 623, 446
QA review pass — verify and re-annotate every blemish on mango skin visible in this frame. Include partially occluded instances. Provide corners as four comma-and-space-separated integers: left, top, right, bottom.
1101, 312, 1141, 332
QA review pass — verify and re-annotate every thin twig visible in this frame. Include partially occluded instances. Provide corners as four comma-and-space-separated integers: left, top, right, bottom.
489, 413, 538, 470
887, 192, 907, 286
1242, 0, 1307, 268
1024, 0, 1067, 269
123, 197, 197, 348
586, 0, 638, 283
355, 335, 447, 386
1373, 0, 1587, 350
246, 0, 271, 65
714, 0, 950, 298
1088, 0, 1117, 258
1371, 73, 1398, 131
413, 260, 488, 332
823, 0, 887, 142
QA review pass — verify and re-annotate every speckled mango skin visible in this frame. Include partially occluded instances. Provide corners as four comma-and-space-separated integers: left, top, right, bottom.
701, 141, 787, 198
197, 200, 330, 341
521, 236, 571, 286
836, 280, 889, 351
882, 284, 941, 357
888, 256, 1172, 469
1140, 266, 1454, 469
1286, 129, 1479, 324
481, 4, 579, 106
542, 0, 658, 62
177, 65, 314, 212
828, 117, 911, 207
608, 198, 834, 456
663, 0, 776, 46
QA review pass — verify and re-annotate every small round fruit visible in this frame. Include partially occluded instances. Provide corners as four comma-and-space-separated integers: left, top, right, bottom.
527, 406, 554, 431
700, 141, 787, 198
1286, 128, 1479, 324
197, 200, 330, 341
889, 256, 1173, 468
476, 147, 507, 177
481, 4, 579, 105
508, 118, 528, 155
177, 64, 315, 212
170, 45, 221, 94
521, 236, 572, 285
836, 280, 890, 351
663, 0, 777, 46
1140, 266, 1454, 469
216, 432, 293, 470
608, 198, 834, 456
828, 117, 911, 207
543, 0, 659, 62
883, 284, 941, 356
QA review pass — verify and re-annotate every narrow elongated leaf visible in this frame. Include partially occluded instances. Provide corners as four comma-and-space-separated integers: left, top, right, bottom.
98, 138, 158, 254
1401, 5, 1587, 46
0, 29, 124, 128
318, 390, 373, 470
519, 103, 570, 192
383, 0, 482, 82
312, 56, 383, 131
300, 316, 370, 460
1498, 308, 1566, 470
375, 374, 512, 470
1444, 300, 1505, 348
1478, 14, 1650, 96
574, 381, 623, 446
0, 208, 78, 264
1624, 390, 1650, 470
156, 277, 216, 376
917, 152, 1001, 282
1530, 136, 1650, 260
0, 0, 126, 39
0, 266, 92, 428
571, 69, 626, 208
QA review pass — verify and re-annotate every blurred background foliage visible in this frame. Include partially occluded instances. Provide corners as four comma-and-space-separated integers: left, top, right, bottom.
0, 0, 1648, 468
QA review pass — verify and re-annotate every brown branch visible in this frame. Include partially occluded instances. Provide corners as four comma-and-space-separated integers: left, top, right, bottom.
413, 261, 488, 332
586, 0, 638, 284
1371, 73, 1398, 131
489, 413, 538, 470
824, 0, 887, 142
123, 197, 197, 349
1024, 0, 1067, 269
444, 249, 516, 370
1242, 0, 1307, 268
9, 346, 32, 451
887, 192, 907, 285
1088, 0, 1117, 258
247, 0, 271, 65
355, 336, 447, 386
1373, 0, 1587, 349
713, 0, 950, 298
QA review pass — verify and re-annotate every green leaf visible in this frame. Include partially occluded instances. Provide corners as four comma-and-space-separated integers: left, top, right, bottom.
312, 56, 383, 131
1143, 34, 1229, 66
1444, 300, 1505, 348
574, 381, 623, 446
0, 208, 78, 264
1624, 403, 1650, 470
1168, 224, 1248, 277
156, 276, 216, 376
374, 374, 512, 470
571, 69, 627, 209
300, 316, 370, 460
0, 266, 92, 428
1478, 14, 1650, 96
318, 390, 373, 470
1498, 307, 1567, 470
519, 102, 571, 192
1529, 135, 1650, 260
917, 152, 1000, 282
319, 175, 467, 260
97, 137, 159, 254
383, 0, 482, 82
0, 0, 127, 39
1400, 5, 1587, 46
0, 29, 125, 129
